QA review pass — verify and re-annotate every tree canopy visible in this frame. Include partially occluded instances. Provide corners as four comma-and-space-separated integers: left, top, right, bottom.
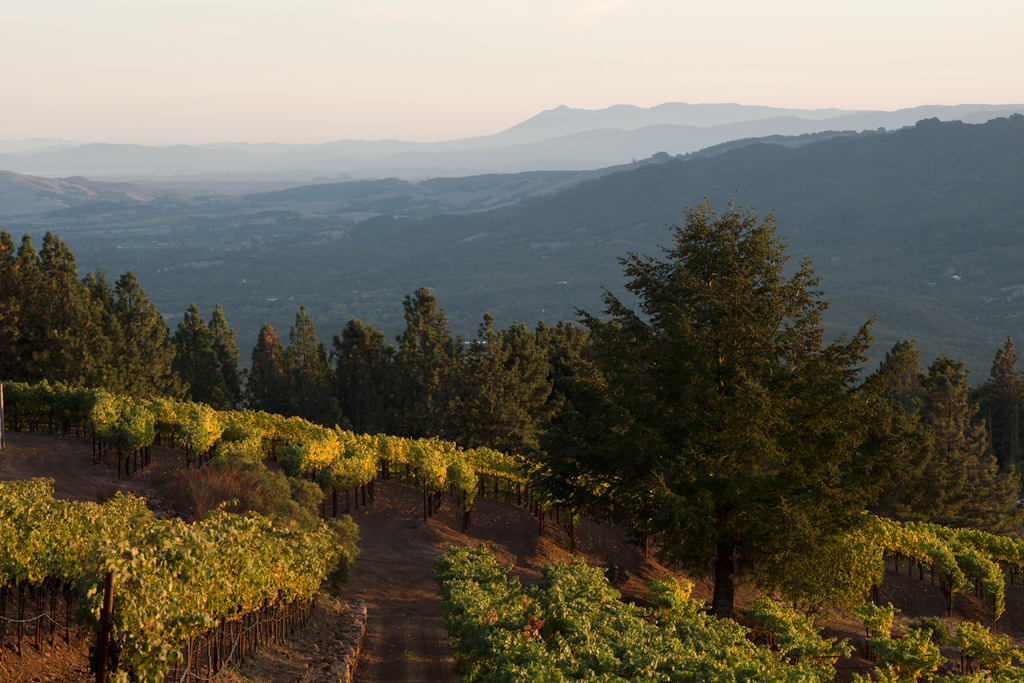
534, 201, 900, 618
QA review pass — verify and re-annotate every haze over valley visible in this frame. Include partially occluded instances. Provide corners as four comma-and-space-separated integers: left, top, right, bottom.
4, 106, 1024, 376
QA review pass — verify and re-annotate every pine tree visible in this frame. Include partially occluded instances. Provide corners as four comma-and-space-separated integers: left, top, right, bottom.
112, 271, 179, 398
869, 340, 937, 522
393, 287, 458, 438
988, 337, 1024, 470
534, 201, 898, 619
333, 318, 395, 434
920, 357, 1020, 532
452, 316, 553, 454
171, 304, 229, 408
84, 268, 125, 392
283, 306, 335, 423
209, 304, 242, 408
36, 232, 101, 387
0, 232, 22, 382
245, 323, 287, 414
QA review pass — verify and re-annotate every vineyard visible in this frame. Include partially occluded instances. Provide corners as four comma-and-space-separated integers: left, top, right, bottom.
434, 545, 1024, 683
8, 380, 1024, 682
0, 478, 331, 682
0, 380, 558, 682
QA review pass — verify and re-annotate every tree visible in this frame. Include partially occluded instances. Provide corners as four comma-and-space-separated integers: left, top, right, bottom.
393, 287, 459, 438
112, 271, 179, 398
450, 315, 553, 455
171, 304, 228, 408
245, 324, 287, 414
869, 340, 937, 522
0, 232, 23, 381
283, 306, 336, 424
919, 358, 1019, 532
987, 338, 1024, 470
535, 201, 894, 619
333, 318, 395, 434
209, 303, 243, 408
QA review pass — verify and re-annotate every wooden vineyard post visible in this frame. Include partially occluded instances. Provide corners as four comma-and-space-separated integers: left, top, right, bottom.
0, 585, 6, 661
97, 572, 114, 683
0, 381, 5, 450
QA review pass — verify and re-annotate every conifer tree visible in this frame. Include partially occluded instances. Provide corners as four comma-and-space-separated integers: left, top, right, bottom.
0, 232, 22, 381
920, 357, 1020, 532
245, 323, 287, 414
209, 304, 242, 408
84, 269, 124, 392
393, 287, 458, 438
171, 304, 228, 408
869, 340, 937, 522
534, 201, 899, 619
333, 318, 395, 434
284, 306, 336, 423
988, 337, 1024, 470
36, 232, 100, 387
112, 271, 179, 398
452, 316, 553, 454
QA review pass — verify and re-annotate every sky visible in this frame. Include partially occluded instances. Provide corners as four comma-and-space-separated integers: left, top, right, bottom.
2, 0, 1022, 145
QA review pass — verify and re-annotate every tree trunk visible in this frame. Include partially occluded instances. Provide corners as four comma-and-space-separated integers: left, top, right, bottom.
711, 543, 736, 619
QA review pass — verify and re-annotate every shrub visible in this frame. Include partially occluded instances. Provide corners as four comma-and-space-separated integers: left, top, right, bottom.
907, 616, 950, 647
602, 561, 629, 588
166, 466, 256, 522
322, 516, 361, 592
95, 481, 120, 503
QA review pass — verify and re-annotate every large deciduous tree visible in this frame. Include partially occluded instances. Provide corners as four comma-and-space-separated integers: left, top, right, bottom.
535, 201, 896, 619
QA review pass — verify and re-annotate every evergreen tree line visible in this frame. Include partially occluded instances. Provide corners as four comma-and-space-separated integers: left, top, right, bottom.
2, 230, 1021, 541
243, 288, 589, 457
871, 338, 1024, 533
0, 231, 241, 408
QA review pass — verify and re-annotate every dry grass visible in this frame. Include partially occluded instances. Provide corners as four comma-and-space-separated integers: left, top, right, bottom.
166, 466, 259, 522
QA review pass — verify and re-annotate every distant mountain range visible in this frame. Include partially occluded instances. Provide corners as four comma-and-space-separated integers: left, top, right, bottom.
5, 114, 1024, 379
2, 103, 1021, 181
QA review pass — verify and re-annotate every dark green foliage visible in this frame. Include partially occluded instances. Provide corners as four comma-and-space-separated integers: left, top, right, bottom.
243, 310, 337, 424
984, 337, 1024, 470
448, 315, 553, 455
392, 287, 460, 439
244, 323, 288, 415
172, 304, 229, 408
534, 201, 899, 619
0, 231, 178, 398
601, 561, 629, 588
870, 341, 938, 522
333, 318, 395, 434
907, 617, 951, 647
111, 271, 179, 398
919, 358, 1020, 532
284, 306, 337, 424
210, 303, 243, 408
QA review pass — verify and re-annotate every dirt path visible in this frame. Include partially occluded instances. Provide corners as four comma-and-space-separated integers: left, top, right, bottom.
342, 481, 460, 683
0, 432, 110, 502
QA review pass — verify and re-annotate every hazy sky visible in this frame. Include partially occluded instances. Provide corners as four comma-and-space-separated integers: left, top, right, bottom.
2, 0, 1022, 145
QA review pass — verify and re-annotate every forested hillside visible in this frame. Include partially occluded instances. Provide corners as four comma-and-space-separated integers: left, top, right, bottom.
3, 115, 1024, 374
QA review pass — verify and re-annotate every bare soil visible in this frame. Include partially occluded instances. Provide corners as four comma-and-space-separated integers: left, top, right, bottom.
3, 431, 1024, 683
